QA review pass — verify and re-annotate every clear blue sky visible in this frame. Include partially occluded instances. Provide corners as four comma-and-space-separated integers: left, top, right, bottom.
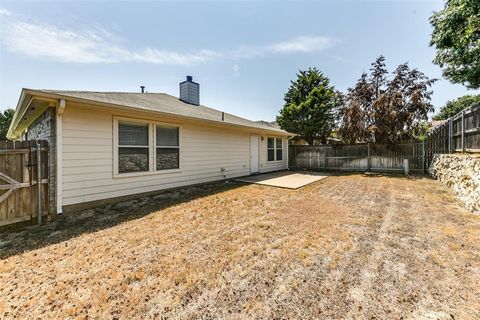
0, 0, 477, 120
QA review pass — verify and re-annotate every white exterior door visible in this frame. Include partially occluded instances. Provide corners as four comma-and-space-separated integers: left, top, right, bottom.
250, 135, 259, 174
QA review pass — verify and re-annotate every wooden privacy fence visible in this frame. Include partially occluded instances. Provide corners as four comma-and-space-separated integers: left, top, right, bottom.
0, 140, 49, 228
289, 143, 426, 173
426, 103, 480, 153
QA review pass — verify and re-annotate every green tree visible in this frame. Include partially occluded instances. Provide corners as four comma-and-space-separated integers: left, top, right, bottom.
430, 0, 480, 88
0, 109, 15, 140
339, 56, 436, 144
412, 121, 432, 141
277, 68, 341, 145
433, 94, 480, 120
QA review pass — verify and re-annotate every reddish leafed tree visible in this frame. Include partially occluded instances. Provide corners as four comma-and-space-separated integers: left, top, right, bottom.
339, 56, 436, 144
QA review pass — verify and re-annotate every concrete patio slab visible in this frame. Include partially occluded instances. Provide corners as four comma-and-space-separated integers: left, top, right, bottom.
236, 171, 329, 189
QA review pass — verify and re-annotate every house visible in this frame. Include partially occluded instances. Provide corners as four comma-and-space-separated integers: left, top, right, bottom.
289, 136, 309, 146
430, 120, 447, 130
7, 76, 292, 214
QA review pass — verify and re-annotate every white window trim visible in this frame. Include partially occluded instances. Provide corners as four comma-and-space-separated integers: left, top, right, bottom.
113, 116, 182, 178
267, 137, 284, 162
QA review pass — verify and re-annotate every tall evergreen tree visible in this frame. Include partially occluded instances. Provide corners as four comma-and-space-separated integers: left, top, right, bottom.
277, 68, 341, 145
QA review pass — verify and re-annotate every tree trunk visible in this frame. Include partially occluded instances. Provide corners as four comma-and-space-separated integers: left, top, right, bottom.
374, 132, 389, 144
304, 137, 315, 145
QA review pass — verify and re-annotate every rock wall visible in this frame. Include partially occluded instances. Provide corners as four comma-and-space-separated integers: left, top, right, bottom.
429, 154, 480, 214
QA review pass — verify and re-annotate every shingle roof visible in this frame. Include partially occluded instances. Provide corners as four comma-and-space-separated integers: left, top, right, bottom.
34, 89, 288, 134
255, 120, 280, 128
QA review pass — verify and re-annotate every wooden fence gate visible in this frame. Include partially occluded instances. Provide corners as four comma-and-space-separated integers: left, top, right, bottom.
0, 140, 49, 228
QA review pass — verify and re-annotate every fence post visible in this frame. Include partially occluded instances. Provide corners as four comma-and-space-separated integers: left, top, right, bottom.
23, 152, 29, 183
461, 110, 465, 153
324, 148, 327, 170
36, 141, 42, 225
367, 143, 371, 171
448, 118, 453, 152
422, 141, 425, 174
403, 158, 409, 176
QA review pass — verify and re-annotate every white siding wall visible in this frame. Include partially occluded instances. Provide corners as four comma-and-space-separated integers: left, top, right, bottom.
61, 103, 288, 207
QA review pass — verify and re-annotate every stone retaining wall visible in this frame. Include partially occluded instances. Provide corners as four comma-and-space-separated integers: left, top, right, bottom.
429, 154, 480, 214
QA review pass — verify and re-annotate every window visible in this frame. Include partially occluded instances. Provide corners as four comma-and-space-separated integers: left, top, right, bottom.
156, 125, 179, 170
118, 122, 149, 173
267, 137, 275, 161
115, 118, 180, 176
267, 137, 283, 162
276, 138, 283, 161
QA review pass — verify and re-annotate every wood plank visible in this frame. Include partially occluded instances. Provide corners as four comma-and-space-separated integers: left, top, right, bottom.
27, 142, 35, 221
12, 142, 21, 220
0, 145, 6, 222
0, 140, 52, 226
6, 141, 15, 220
0, 149, 30, 154
0, 215, 31, 227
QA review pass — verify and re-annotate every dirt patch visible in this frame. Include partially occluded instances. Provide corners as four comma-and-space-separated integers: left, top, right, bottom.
1, 174, 479, 319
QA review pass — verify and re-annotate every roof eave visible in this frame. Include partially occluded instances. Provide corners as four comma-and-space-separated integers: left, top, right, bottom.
7, 89, 59, 140
7, 89, 31, 140
17, 89, 291, 136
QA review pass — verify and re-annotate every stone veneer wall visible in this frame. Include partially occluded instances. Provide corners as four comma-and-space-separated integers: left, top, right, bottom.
25, 107, 56, 214
429, 154, 480, 214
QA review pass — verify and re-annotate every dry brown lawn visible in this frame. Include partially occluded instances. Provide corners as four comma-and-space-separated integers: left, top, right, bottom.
1, 174, 479, 319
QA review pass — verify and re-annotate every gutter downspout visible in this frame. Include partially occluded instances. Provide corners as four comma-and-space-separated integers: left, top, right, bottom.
36, 140, 42, 225
56, 99, 65, 214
